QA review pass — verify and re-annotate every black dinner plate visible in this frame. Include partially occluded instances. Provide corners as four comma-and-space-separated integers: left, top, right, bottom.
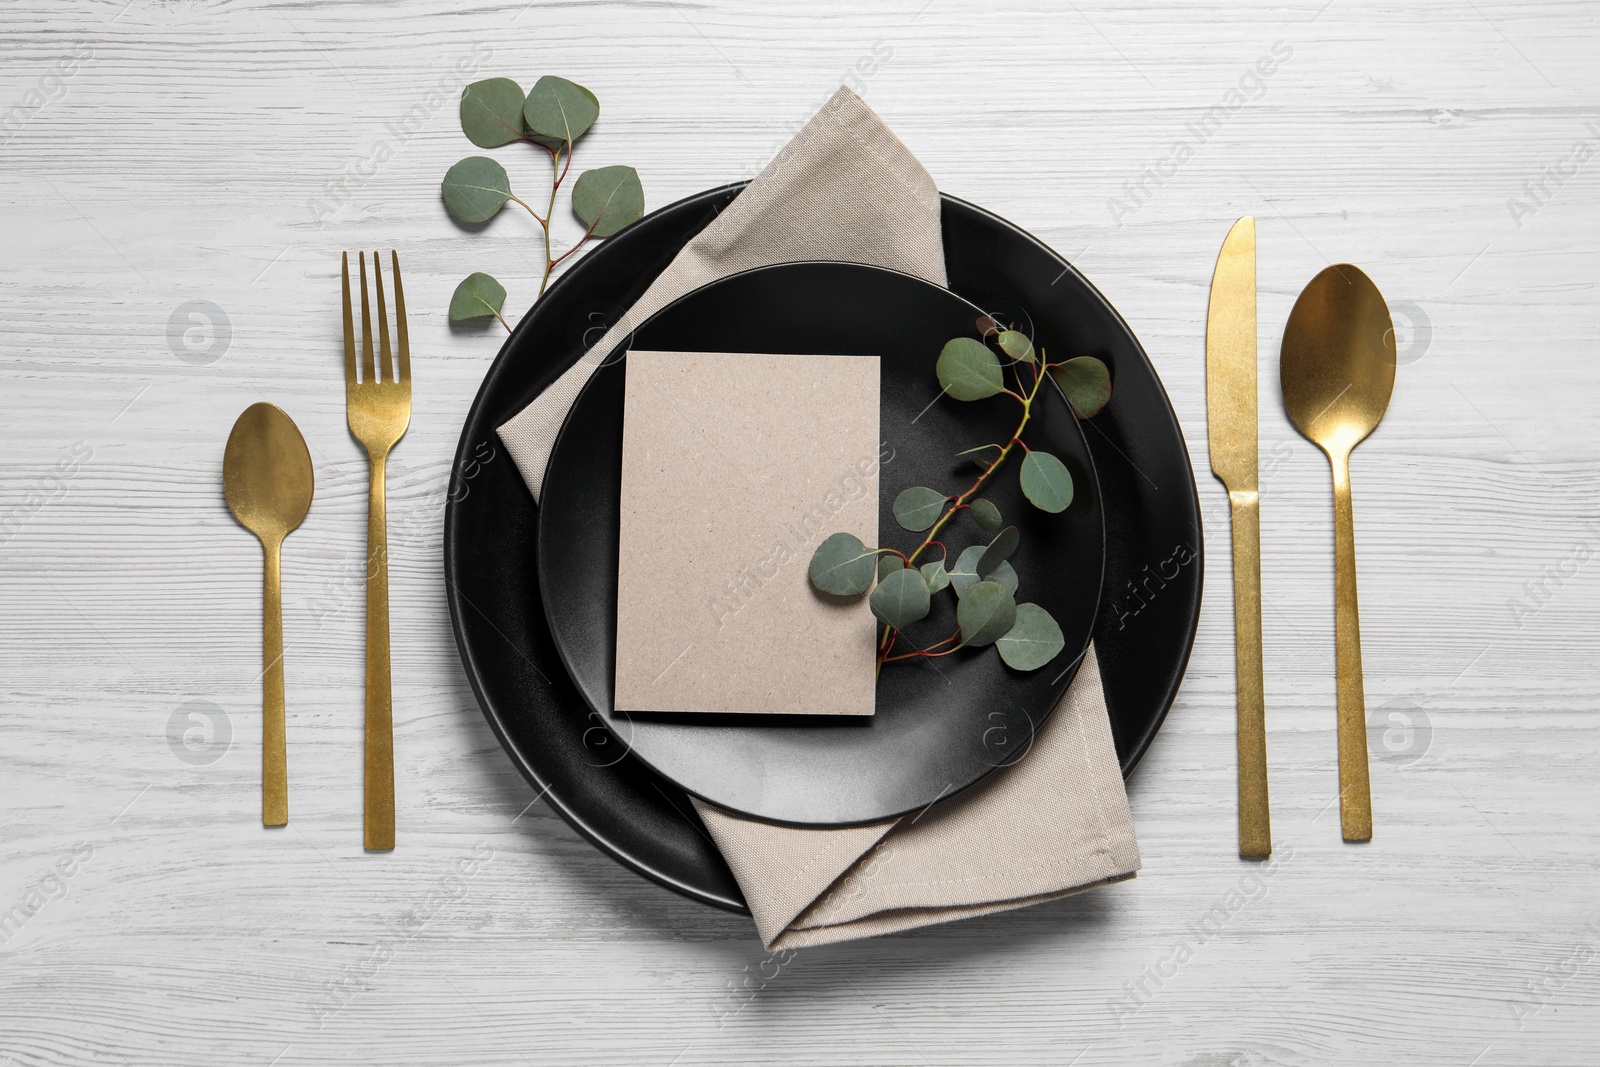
536, 262, 1105, 826
444, 183, 1202, 913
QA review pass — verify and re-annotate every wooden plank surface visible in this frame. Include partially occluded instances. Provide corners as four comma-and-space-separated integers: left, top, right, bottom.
2, 0, 1597, 1063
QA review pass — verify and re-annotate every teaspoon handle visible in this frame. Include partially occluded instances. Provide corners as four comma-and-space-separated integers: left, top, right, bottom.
262, 537, 288, 827
1330, 453, 1373, 842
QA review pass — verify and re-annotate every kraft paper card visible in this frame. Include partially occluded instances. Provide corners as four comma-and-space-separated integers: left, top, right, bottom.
613, 349, 880, 716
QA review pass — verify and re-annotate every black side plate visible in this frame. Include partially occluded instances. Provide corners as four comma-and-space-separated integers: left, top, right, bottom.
536, 262, 1104, 827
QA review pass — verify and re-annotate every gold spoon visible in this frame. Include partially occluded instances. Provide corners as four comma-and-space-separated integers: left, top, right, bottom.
1281, 265, 1396, 842
223, 402, 314, 827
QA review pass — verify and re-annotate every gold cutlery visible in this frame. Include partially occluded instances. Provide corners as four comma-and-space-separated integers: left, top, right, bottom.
223, 402, 314, 827
342, 250, 412, 851
1280, 264, 1396, 843
1207, 216, 1271, 858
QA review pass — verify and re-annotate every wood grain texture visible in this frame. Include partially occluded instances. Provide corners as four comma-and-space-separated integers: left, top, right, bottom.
2, 0, 1598, 1063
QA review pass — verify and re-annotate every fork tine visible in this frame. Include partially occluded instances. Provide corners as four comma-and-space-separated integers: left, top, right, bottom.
341, 252, 357, 386
391, 251, 410, 385
373, 250, 392, 385
358, 252, 376, 384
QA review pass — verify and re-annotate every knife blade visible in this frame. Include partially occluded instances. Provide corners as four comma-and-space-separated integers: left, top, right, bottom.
1207, 216, 1271, 858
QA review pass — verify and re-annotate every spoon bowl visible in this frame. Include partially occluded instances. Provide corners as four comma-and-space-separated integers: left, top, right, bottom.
1282, 265, 1396, 460
224, 403, 314, 544
223, 402, 314, 827
1280, 264, 1396, 843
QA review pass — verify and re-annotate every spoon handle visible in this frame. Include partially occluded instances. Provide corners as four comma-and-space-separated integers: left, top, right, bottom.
262, 537, 288, 826
1330, 453, 1373, 841
1228, 491, 1271, 857
363, 451, 396, 851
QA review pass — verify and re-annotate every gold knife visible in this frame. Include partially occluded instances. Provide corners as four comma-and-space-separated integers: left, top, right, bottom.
1207, 216, 1271, 858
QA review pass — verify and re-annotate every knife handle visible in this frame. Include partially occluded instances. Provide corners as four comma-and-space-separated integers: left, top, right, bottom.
1229, 490, 1271, 857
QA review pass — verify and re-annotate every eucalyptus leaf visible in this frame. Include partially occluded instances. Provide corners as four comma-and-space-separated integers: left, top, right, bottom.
893, 486, 946, 532
997, 330, 1035, 363
957, 581, 1016, 647
459, 77, 526, 147
448, 272, 506, 322
1050, 355, 1113, 418
969, 498, 1002, 533
920, 560, 950, 595
870, 567, 931, 631
878, 554, 906, 581
572, 165, 644, 237
977, 526, 1020, 578
975, 313, 1001, 337
1019, 450, 1074, 513
957, 443, 1003, 471
523, 75, 599, 143
442, 156, 513, 224
949, 545, 1017, 599
996, 603, 1065, 671
808, 532, 875, 596
935, 337, 1004, 401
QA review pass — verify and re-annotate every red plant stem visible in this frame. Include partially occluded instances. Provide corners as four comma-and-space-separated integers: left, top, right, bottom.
881, 630, 964, 663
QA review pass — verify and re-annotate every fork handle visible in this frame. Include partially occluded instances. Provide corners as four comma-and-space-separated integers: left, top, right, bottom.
262, 536, 288, 827
1330, 451, 1373, 842
364, 450, 396, 850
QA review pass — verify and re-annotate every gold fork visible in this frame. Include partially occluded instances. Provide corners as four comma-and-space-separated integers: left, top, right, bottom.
342, 250, 411, 851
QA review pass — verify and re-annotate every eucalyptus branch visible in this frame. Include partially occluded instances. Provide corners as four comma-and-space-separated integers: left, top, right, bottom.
807, 323, 1113, 677
443, 75, 645, 331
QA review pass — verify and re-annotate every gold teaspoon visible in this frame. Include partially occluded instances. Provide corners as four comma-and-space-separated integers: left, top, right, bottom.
223, 403, 314, 826
1280, 265, 1396, 842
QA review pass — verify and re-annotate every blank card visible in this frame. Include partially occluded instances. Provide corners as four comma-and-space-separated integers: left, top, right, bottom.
613, 350, 880, 716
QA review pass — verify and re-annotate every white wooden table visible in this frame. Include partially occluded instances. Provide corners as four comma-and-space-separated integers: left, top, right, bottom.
3, 1, 1596, 1063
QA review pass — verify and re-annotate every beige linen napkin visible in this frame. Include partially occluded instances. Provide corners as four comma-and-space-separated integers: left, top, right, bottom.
497, 87, 1140, 949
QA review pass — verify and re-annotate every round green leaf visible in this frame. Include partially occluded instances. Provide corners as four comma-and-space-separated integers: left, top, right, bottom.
969, 498, 1002, 533
1019, 451, 1074, 513
935, 337, 1004, 401
878, 554, 905, 581
977, 526, 1020, 577
997, 330, 1035, 363
460, 78, 526, 147
920, 560, 950, 595
957, 580, 1016, 647
893, 486, 946, 532
448, 272, 506, 322
523, 75, 599, 144
949, 545, 1017, 599
870, 567, 931, 631
1051, 356, 1112, 418
442, 156, 512, 224
808, 532, 875, 596
996, 603, 1065, 671
572, 165, 644, 238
